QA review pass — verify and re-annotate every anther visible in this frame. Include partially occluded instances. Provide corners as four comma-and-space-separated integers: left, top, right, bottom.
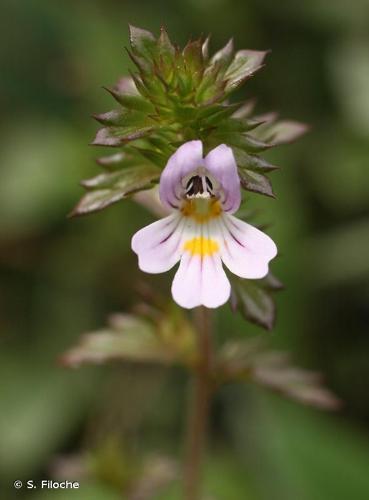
185, 175, 214, 198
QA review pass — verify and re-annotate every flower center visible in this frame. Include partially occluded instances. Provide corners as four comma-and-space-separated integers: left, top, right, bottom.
181, 198, 222, 223
185, 174, 214, 199
180, 168, 223, 222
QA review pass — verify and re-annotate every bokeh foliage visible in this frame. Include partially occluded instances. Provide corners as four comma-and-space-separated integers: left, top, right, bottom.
1, 0, 369, 499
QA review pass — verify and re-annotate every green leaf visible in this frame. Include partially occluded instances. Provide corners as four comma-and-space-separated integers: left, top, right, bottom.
96, 152, 127, 169
198, 104, 240, 127
182, 40, 203, 71
91, 127, 122, 147
92, 126, 154, 147
68, 189, 127, 217
231, 99, 257, 118
128, 71, 151, 100
209, 38, 234, 68
261, 272, 284, 290
128, 48, 151, 74
238, 168, 275, 198
70, 165, 160, 216
133, 146, 167, 167
258, 120, 309, 145
96, 152, 144, 171
93, 109, 150, 128
201, 36, 210, 60
96, 151, 126, 168
234, 149, 279, 172
217, 117, 264, 134
104, 87, 155, 113
216, 340, 340, 410
61, 303, 197, 368
60, 315, 176, 367
158, 27, 175, 58
225, 50, 268, 91
129, 25, 157, 59
230, 277, 277, 330
113, 76, 139, 95
195, 64, 224, 104
217, 132, 272, 153
83, 164, 160, 190
251, 353, 341, 410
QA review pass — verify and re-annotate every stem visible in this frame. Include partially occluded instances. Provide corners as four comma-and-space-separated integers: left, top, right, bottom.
183, 306, 213, 500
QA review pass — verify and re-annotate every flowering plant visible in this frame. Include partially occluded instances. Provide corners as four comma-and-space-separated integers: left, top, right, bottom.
64, 26, 339, 499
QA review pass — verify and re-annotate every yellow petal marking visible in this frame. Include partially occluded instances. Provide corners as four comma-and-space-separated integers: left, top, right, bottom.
184, 237, 219, 257
181, 199, 222, 224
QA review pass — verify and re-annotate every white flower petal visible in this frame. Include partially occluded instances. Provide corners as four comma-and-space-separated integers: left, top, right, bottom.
216, 213, 277, 279
131, 213, 185, 273
171, 253, 231, 309
171, 221, 231, 308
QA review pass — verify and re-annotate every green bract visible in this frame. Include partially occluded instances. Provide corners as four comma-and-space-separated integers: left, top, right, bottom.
71, 25, 307, 217
61, 297, 340, 411
230, 272, 284, 330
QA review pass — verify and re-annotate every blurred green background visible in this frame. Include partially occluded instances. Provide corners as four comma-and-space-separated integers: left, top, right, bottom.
1, 0, 369, 498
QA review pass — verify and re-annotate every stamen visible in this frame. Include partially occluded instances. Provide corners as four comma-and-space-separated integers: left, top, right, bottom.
201, 176, 207, 194
185, 175, 214, 198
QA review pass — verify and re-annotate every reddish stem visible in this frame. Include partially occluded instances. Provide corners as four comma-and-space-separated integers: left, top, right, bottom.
183, 307, 213, 500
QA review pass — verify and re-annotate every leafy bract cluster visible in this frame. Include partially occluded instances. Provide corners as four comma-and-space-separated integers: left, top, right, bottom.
61, 298, 340, 411
71, 25, 307, 217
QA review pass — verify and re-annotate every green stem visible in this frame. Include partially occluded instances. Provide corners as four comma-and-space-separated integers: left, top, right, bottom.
183, 307, 213, 500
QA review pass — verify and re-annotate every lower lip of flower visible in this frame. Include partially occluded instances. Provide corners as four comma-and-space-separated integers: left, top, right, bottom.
180, 198, 222, 224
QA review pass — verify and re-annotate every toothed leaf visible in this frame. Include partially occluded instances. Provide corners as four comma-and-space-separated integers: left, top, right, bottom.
61, 305, 197, 368
70, 165, 160, 216
129, 25, 157, 59
158, 27, 175, 58
217, 133, 272, 153
234, 150, 279, 172
93, 109, 150, 127
60, 315, 176, 367
95, 152, 143, 171
92, 126, 154, 147
230, 277, 277, 330
210, 38, 234, 68
105, 89, 155, 113
201, 36, 210, 60
225, 50, 268, 91
183, 40, 203, 71
260, 120, 309, 145
217, 341, 341, 410
238, 168, 275, 198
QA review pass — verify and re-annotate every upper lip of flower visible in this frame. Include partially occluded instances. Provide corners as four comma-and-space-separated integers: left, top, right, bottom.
160, 140, 241, 214
132, 140, 277, 309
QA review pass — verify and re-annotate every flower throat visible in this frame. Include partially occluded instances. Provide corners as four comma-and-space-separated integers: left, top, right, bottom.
185, 175, 214, 199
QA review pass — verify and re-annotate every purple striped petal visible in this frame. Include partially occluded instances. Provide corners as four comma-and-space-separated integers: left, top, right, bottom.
159, 141, 204, 209
131, 213, 185, 273
204, 144, 241, 213
215, 213, 277, 278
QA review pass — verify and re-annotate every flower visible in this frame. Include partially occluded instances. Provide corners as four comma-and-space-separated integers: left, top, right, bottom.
132, 141, 277, 309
